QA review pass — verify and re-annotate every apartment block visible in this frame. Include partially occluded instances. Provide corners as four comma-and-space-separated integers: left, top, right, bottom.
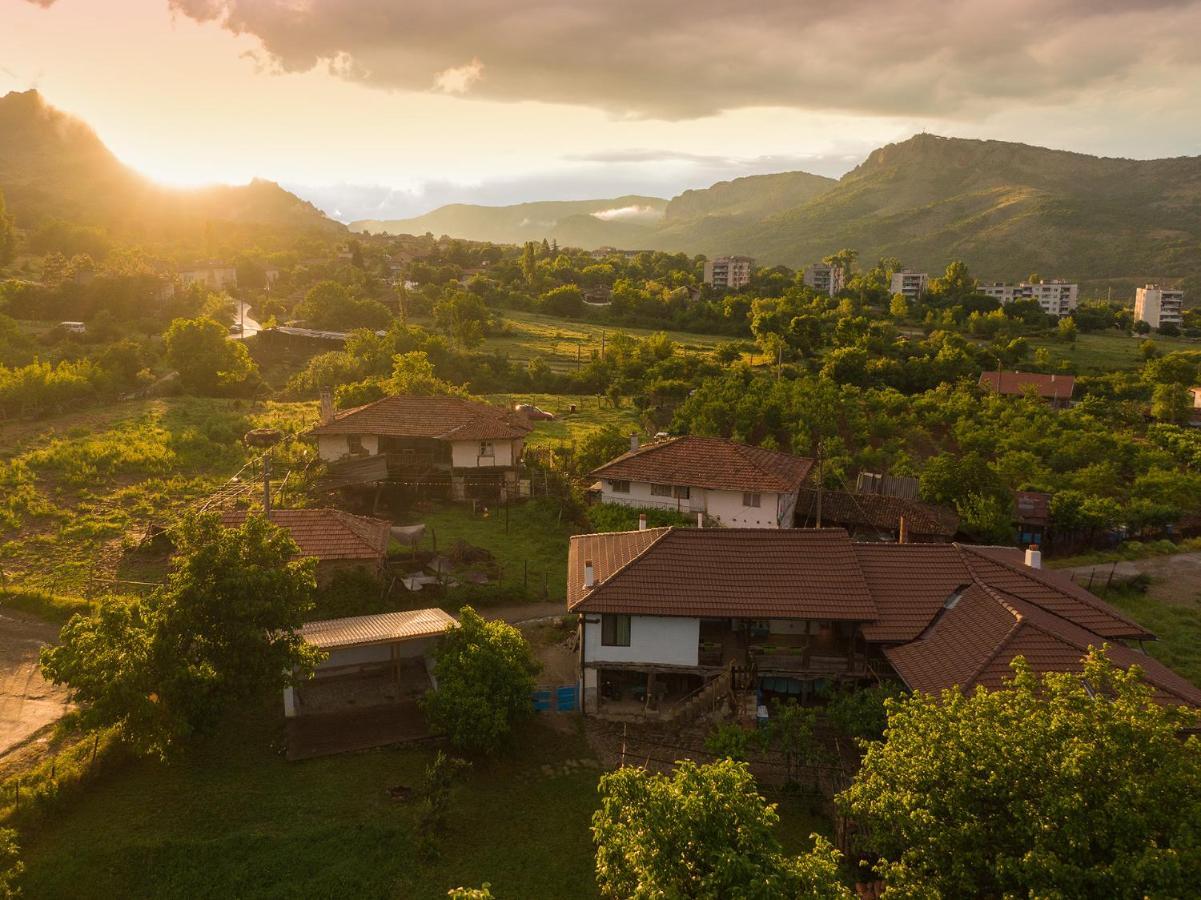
889, 270, 928, 300
979, 280, 1079, 316
803, 262, 845, 297
703, 255, 755, 290
1134, 285, 1184, 330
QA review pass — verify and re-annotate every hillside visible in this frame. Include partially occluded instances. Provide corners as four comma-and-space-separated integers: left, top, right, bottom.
0, 90, 343, 237
354, 134, 1201, 290
355, 195, 667, 247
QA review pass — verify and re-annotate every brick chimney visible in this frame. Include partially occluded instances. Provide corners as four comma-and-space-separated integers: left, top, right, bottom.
638, 513, 647, 531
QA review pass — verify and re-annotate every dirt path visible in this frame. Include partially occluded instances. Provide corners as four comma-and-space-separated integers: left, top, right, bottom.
483, 600, 566, 624
1060, 552, 1201, 605
0, 609, 71, 758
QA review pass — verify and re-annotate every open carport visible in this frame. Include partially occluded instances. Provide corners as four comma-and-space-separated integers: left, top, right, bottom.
284, 607, 458, 760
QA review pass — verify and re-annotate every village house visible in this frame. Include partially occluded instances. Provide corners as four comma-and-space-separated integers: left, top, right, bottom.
283, 607, 458, 759
590, 435, 814, 528
567, 527, 1201, 719
179, 261, 238, 290
309, 392, 533, 501
794, 487, 958, 542
979, 370, 1075, 408
220, 508, 391, 584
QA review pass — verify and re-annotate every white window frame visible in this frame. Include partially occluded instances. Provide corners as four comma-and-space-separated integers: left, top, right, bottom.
479, 440, 495, 458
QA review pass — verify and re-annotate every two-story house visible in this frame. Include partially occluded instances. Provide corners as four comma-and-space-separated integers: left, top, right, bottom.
309, 393, 532, 500
568, 526, 1201, 718
590, 436, 814, 528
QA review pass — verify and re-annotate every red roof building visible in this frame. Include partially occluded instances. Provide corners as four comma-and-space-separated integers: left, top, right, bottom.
221, 508, 391, 582
979, 370, 1076, 407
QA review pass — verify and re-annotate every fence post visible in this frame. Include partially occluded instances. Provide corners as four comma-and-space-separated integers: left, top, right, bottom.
524, 560, 528, 589
543, 573, 548, 599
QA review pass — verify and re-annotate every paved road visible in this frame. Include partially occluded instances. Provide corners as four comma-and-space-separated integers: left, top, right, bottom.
0, 609, 71, 758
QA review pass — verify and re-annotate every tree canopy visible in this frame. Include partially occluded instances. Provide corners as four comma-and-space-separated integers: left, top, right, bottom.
164, 316, 257, 395
839, 651, 1201, 897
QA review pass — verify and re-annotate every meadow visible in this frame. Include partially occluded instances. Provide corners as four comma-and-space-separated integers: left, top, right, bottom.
1027, 330, 1201, 373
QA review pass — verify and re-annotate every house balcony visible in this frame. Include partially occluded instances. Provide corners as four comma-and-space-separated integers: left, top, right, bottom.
698, 620, 870, 678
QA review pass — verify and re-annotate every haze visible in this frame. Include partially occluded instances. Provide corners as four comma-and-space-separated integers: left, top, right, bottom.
7, 0, 1201, 221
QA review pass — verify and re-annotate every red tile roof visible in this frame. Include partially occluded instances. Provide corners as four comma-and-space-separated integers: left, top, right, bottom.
591, 436, 814, 493
1014, 490, 1051, 525
220, 509, 390, 562
568, 528, 877, 621
796, 488, 959, 537
979, 370, 1075, 400
309, 395, 532, 441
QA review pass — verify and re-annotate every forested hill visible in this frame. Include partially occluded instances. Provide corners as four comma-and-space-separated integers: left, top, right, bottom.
354, 134, 1201, 292
0, 90, 343, 237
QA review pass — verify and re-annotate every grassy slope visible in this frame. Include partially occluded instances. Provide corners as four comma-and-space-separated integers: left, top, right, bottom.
483, 310, 730, 373
1099, 585, 1201, 688
18, 707, 827, 899
1027, 331, 1201, 374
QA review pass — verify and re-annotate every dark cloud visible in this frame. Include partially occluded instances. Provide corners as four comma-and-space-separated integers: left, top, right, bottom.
165, 0, 1201, 119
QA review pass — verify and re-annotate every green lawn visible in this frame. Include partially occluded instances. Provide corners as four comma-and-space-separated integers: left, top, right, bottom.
16, 707, 830, 899
1027, 331, 1201, 374
1098, 585, 1201, 688
485, 393, 642, 451
483, 310, 732, 373
397, 499, 575, 602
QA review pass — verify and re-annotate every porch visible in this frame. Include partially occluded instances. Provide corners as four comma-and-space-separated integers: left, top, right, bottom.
698, 618, 870, 677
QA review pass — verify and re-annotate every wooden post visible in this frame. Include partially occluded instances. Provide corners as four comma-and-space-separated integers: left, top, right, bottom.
524, 560, 528, 589
543, 572, 548, 598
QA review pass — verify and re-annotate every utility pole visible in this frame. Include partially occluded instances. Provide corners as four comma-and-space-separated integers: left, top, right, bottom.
262, 453, 272, 517
815, 444, 823, 529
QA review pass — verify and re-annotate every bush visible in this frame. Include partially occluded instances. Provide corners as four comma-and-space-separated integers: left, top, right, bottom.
586, 504, 697, 533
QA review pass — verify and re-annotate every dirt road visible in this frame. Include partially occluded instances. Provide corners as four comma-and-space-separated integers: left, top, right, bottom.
1060, 552, 1201, 605
0, 609, 71, 758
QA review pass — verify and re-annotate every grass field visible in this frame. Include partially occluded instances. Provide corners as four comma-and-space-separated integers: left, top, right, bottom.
1098, 585, 1201, 688
1027, 330, 1201, 374
16, 707, 829, 899
483, 310, 733, 373
486, 393, 642, 450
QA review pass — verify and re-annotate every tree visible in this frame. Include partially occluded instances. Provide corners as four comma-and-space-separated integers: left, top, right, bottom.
0, 829, 21, 899
928, 259, 978, 303
41, 513, 321, 754
521, 242, 537, 284
540, 284, 585, 317
296, 280, 390, 331
839, 652, 1201, 898
888, 293, 908, 319
760, 699, 819, 779
434, 290, 489, 349
574, 425, 633, 475
1057, 316, 1078, 342
384, 351, 466, 397
593, 759, 852, 899
164, 316, 257, 395
423, 606, 540, 753
1151, 382, 1191, 424
0, 189, 15, 267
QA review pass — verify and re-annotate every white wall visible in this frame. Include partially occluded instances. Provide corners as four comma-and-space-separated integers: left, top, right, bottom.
597, 480, 788, 528
316, 433, 378, 462
705, 489, 786, 528
450, 438, 518, 469
583, 615, 699, 667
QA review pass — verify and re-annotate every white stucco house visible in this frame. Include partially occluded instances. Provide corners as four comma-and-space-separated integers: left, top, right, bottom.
590, 435, 814, 528
308, 393, 532, 500
567, 527, 1201, 720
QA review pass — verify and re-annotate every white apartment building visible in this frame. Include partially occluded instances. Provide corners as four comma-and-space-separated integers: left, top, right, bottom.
889, 270, 928, 300
979, 280, 1079, 316
1135, 285, 1184, 330
803, 263, 845, 297
703, 256, 754, 290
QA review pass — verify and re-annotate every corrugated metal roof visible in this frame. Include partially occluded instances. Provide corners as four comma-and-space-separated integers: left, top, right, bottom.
300, 608, 459, 650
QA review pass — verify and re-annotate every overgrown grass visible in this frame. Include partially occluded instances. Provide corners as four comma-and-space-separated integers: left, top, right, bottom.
1098, 583, 1201, 688
0, 588, 92, 624
1047, 538, 1201, 569
398, 499, 577, 602
1027, 331, 1201, 374
586, 504, 697, 533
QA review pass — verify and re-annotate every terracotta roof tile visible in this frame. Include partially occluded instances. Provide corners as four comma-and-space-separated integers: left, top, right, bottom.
854, 544, 975, 642
221, 509, 390, 562
979, 370, 1075, 400
568, 528, 877, 621
309, 395, 532, 440
300, 608, 458, 650
591, 436, 814, 493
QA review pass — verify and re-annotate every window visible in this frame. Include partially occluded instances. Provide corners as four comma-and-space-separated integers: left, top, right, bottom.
743, 492, 761, 508
610, 480, 631, 494
479, 441, 494, 457
601, 614, 631, 647
673, 485, 690, 500
347, 435, 365, 455
650, 483, 673, 497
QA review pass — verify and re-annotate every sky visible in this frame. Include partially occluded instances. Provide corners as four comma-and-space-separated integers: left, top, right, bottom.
6, 0, 1201, 222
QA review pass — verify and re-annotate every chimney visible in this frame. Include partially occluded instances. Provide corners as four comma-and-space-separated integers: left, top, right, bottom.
898, 515, 908, 545
584, 560, 595, 588
697, 512, 704, 529
1024, 544, 1042, 570
319, 387, 334, 426
638, 513, 647, 531
629, 434, 639, 452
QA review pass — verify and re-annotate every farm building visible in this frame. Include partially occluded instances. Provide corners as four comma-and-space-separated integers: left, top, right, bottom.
284, 607, 458, 759
220, 508, 391, 584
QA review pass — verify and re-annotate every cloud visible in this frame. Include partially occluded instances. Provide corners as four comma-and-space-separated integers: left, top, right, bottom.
591, 204, 664, 222
433, 58, 483, 94
164, 0, 1201, 119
